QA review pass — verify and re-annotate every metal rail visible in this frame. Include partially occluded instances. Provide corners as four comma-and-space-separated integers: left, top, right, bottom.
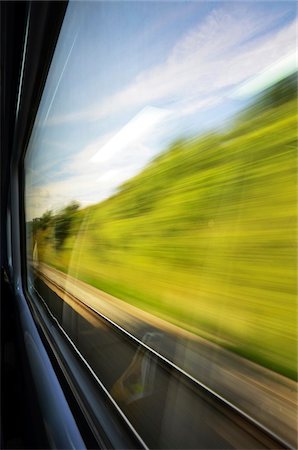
35, 267, 291, 450
31, 277, 149, 450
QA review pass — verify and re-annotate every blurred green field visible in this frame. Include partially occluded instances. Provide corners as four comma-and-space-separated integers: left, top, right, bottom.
34, 75, 297, 380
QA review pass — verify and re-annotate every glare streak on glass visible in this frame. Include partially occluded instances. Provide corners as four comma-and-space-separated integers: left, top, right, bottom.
42, 33, 78, 125
25, 1, 297, 449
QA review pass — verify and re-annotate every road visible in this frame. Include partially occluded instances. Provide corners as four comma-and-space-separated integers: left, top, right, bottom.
35, 263, 296, 448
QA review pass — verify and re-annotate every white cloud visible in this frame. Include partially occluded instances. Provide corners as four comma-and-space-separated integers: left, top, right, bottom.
26, 107, 172, 219
26, 175, 103, 220
46, 6, 297, 126
26, 147, 154, 220
90, 106, 171, 164
178, 96, 222, 117
26, 5, 297, 219
232, 50, 297, 98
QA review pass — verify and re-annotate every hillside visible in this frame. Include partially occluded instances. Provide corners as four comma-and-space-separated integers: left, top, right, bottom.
33, 74, 297, 379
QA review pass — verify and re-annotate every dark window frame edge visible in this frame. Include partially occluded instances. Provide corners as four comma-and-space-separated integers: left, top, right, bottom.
7, 2, 86, 449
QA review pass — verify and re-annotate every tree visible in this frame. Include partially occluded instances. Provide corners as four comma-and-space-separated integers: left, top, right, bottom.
39, 210, 53, 230
54, 201, 80, 249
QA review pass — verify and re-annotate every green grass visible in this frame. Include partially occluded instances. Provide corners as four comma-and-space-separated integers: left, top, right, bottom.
35, 76, 297, 380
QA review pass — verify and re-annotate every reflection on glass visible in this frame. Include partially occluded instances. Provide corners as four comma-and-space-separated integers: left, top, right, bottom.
25, 1, 297, 448
112, 332, 163, 406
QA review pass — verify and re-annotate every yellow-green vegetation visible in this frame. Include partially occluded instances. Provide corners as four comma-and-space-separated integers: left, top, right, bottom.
32, 75, 297, 379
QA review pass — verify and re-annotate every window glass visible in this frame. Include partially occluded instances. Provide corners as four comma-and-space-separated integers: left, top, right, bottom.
25, 1, 297, 448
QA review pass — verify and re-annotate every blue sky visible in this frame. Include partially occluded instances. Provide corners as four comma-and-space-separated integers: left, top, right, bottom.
25, 1, 297, 220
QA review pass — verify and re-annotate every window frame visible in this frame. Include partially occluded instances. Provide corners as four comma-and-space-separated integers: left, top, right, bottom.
6, 2, 293, 449
6, 2, 149, 448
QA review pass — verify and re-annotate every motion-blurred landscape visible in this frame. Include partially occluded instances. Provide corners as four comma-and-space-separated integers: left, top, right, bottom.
29, 73, 297, 380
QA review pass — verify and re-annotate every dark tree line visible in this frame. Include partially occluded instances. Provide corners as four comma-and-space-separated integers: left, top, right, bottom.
30, 201, 80, 249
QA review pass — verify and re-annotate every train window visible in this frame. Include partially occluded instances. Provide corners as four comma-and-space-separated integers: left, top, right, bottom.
25, 1, 297, 449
